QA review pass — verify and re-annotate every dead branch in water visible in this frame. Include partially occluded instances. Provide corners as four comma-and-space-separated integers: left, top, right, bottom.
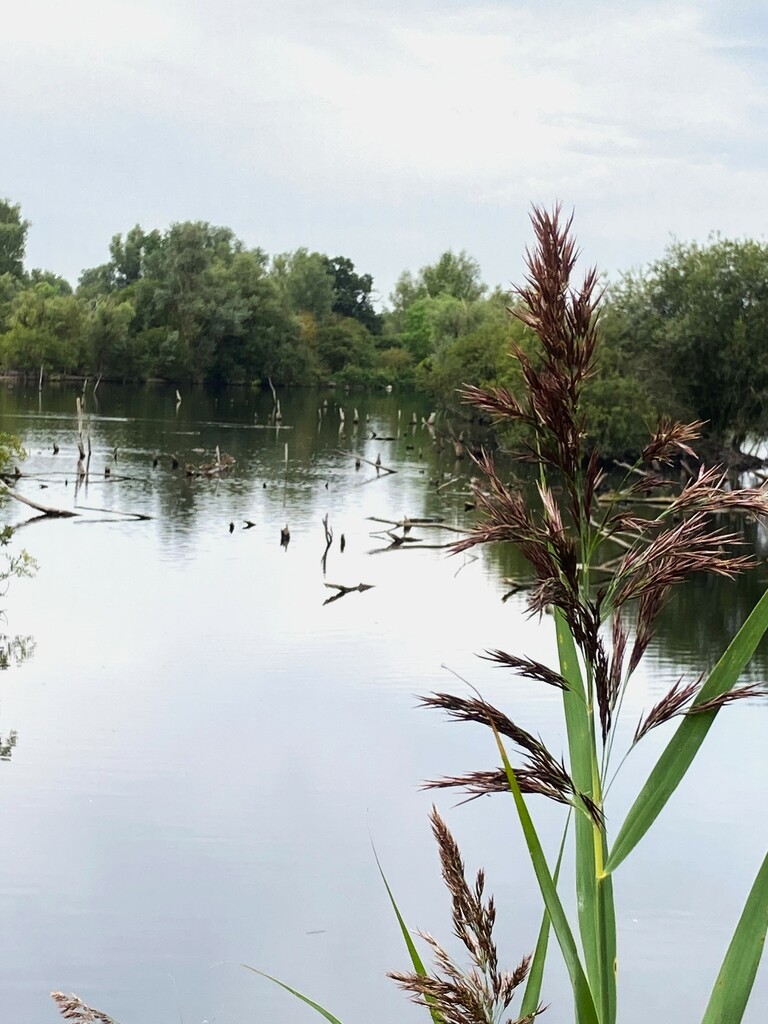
323, 582, 375, 605
0, 480, 77, 517
0, 480, 151, 522
366, 515, 472, 535
436, 475, 461, 493
186, 452, 236, 478
74, 504, 152, 521
335, 450, 397, 475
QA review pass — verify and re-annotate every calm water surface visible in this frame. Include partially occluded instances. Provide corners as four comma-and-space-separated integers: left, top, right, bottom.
0, 384, 765, 1024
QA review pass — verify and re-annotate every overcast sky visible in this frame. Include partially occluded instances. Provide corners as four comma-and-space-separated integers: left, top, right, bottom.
3, 0, 767, 303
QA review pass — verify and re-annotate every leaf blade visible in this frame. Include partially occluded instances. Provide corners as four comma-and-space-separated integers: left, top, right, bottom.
372, 845, 445, 1024
520, 815, 569, 1018
242, 966, 345, 1024
700, 850, 768, 1024
607, 587, 768, 874
493, 725, 600, 1024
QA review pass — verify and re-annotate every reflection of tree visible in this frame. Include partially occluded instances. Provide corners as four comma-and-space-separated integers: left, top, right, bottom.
0, 632, 35, 763
0, 633, 35, 670
0, 730, 17, 760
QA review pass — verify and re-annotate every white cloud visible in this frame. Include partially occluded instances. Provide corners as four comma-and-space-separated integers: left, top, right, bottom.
3, 0, 768, 290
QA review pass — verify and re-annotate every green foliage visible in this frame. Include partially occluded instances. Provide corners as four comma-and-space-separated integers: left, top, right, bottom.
581, 374, 658, 459
83, 297, 136, 376
28, 269, 72, 294
316, 315, 376, 376
421, 249, 486, 303
0, 200, 28, 279
0, 443, 37, 605
272, 248, 335, 321
0, 526, 36, 590
323, 255, 382, 335
426, 308, 526, 401
0, 283, 85, 374
6, 198, 768, 460
604, 237, 768, 442
0, 433, 26, 474
376, 346, 415, 387
387, 250, 486, 340
75, 222, 306, 384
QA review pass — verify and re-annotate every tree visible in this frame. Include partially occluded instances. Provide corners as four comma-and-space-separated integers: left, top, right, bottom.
0, 283, 85, 374
271, 249, 335, 321
316, 315, 376, 375
420, 250, 485, 303
0, 201, 28, 279
83, 298, 136, 378
109, 226, 163, 289
323, 256, 382, 334
604, 237, 768, 443
385, 251, 486, 343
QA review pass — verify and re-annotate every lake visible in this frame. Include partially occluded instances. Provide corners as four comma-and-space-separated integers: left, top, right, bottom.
0, 383, 765, 1024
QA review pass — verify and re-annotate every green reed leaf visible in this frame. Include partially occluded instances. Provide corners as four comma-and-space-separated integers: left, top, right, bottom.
520, 815, 569, 1018
373, 845, 444, 1024
607, 586, 768, 875
700, 850, 768, 1024
242, 966, 345, 1024
492, 723, 600, 1024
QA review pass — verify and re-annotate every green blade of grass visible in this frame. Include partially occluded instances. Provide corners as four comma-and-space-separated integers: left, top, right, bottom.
520, 814, 569, 1018
700, 850, 768, 1024
556, 611, 614, 1023
606, 587, 768, 874
372, 845, 444, 1024
493, 724, 600, 1024
242, 966, 345, 1024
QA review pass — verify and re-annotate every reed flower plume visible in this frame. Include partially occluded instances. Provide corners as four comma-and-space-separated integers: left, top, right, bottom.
388, 808, 540, 1024
633, 677, 768, 745
427, 202, 768, 806
420, 692, 603, 825
51, 992, 119, 1024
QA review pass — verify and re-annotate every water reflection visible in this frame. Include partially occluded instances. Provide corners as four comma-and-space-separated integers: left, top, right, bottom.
0, 383, 765, 1024
0, 630, 35, 761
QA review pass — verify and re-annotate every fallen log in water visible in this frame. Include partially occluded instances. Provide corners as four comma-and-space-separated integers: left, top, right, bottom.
0, 480, 151, 521
0, 480, 78, 517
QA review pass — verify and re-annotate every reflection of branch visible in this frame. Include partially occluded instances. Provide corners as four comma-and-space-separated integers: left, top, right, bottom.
453, 553, 478, 578
321, 514, 333, 574
367, 537, 455, 554
323, 582, 375, 605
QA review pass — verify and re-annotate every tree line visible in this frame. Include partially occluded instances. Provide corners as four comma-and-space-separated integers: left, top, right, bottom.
2, 198, 768, 455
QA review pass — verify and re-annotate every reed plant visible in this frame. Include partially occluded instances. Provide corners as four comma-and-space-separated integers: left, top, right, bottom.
55, 209, 768, 1024
407, 205, 768, 1024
